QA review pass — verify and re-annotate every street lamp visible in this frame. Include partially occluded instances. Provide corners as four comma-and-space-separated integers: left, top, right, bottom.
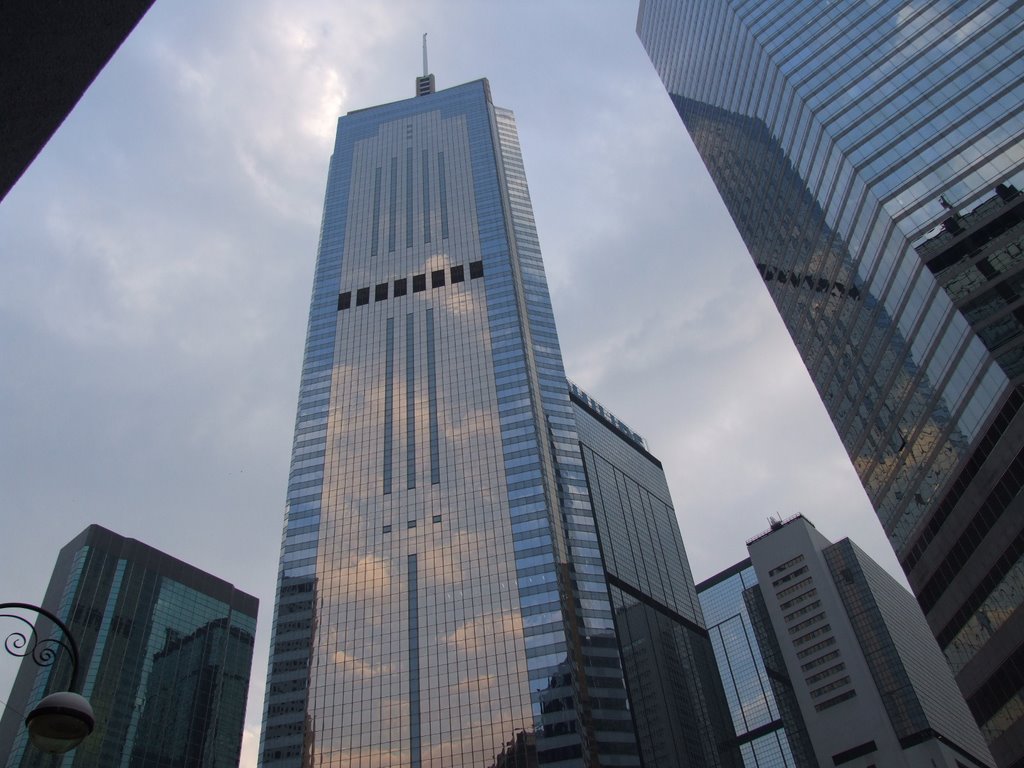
0, 602, 94, 754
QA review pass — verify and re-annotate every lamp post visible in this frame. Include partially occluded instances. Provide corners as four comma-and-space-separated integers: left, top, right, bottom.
0, 602, 95, 754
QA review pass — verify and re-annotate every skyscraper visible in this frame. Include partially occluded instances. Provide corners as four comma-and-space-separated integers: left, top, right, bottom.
259, 77, 736, 767
637, 2, 1024, 763
0, 525, 257, 767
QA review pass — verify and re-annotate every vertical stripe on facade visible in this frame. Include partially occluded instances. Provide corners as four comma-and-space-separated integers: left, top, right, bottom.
388, 157, 397, 253
407, 554, 421, 768
437, 151, 449, 240
406, 312, 416, 490
421, 149, 431, 244
371, 166, 382, 258
405, 147, 414, 249
383, 317, 394, 495
426, 308, 440, 485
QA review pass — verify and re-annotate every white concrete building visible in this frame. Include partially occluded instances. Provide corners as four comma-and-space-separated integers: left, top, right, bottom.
747, 515, 994, 768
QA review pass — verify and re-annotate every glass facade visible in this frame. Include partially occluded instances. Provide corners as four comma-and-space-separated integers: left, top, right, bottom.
0, 525, 257, 767
638, 2, 1024, 762
571, 384, 741, 767
260, 78, 735, 767
697, 562, 815, 768
823, 538, 992, 760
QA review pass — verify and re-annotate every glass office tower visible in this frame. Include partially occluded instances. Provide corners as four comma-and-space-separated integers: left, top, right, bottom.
259, 77, 734, 767
0, 525, 257, 767
697, 562, 815, 767
570, 382, 740, 766
637, 2, 1024, 763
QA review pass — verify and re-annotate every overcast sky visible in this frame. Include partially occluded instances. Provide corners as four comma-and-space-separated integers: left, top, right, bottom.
0, 2, 903, 764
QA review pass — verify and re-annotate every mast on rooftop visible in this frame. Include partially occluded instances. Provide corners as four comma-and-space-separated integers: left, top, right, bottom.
416, 32, 435, 96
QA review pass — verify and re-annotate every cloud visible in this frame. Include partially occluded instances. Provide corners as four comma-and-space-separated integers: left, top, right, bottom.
332, 649, 393, 680
446, 611, 523, 658
239, 727, 259, 768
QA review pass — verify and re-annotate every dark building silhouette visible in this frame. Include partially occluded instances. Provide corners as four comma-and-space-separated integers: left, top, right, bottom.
1, 1, 155, 200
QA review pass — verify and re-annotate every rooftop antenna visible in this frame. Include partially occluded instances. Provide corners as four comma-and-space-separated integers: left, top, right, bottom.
416, 33, 435, 97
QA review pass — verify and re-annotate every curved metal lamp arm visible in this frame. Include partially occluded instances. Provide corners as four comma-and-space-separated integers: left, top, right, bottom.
0, 602, 82, 693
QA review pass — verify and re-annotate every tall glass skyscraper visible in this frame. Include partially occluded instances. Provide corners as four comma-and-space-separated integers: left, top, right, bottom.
258, 77, 737, 767
637, 2, 1024, 764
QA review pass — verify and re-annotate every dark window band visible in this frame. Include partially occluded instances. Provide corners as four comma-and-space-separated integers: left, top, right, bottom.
407, 312, 416, 490
422, 149, 431, 244
902, 387, 1024, 572
438, 151, 449, 240
388, 157, 398, 253
426, 309, 440, 485
405, 147, 413, 249
370, 167, 382, 257
918, 444, 1024, 616
340, 262, 478, 309
832, 740, 875, 765
383, 318, 394, 495
408, 554, 421, 767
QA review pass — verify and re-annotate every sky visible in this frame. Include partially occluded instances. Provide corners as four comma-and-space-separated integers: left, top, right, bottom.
0, 2, 904, 765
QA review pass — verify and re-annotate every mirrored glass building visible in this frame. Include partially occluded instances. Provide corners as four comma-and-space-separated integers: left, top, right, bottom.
569, 382, 739, 766
697, 562, 815, 768
637, 2, 1024, 763
258, 77, 738, 767
0, 524, 258, 767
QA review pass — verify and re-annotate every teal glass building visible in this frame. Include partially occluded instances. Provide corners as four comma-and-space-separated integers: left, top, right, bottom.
259, 77, 737, 767
637, 2, 1024, 764
0, 525, 257, 767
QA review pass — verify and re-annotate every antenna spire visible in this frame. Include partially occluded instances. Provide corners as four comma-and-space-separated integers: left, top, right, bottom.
415, 33, 435, 96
